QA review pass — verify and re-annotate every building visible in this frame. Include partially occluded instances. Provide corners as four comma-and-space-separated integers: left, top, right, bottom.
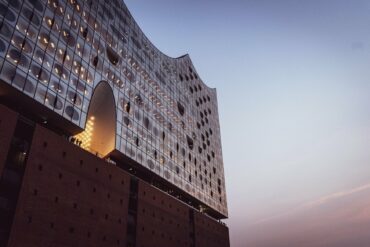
0, 0, 229, 246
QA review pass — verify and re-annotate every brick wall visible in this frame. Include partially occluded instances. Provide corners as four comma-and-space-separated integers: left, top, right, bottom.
194, 211, 230, 247
136, 180, 192, 247
5, 124, 230, 247
8, 125, 130, 247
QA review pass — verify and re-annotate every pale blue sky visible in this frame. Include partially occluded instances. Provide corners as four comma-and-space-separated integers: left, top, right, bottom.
125, 1, 370, 246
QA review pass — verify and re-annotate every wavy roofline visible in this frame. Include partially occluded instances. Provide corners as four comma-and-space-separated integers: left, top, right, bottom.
122, 1, 217, 90
122, 1, 188, 60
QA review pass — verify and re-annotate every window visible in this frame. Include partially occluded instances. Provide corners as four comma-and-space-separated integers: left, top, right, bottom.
177, 102, 185, 116
106, 46, 120, 65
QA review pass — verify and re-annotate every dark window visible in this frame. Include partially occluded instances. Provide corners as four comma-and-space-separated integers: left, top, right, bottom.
106, 46, 120, 65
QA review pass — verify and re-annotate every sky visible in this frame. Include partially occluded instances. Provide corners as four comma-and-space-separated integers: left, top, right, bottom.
125, 1, 370, 246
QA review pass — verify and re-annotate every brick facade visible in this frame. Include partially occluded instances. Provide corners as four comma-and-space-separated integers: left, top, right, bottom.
0, 114, 229, 247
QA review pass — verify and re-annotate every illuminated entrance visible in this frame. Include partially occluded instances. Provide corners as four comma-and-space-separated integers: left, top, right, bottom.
74, 82, 116, 157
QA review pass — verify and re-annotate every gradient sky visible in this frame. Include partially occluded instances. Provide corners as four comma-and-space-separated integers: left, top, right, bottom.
125, 1, 370, 246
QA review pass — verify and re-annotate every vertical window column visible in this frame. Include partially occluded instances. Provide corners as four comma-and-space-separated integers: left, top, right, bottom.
126, 176, 138, 247
0, 117, 35, 247
189, 209, 196, 247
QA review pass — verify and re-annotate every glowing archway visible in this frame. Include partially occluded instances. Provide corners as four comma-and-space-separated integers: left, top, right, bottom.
75, 82, 116, 157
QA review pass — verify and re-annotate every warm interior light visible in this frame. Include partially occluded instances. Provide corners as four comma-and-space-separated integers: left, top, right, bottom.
72, 83, 115, 157
74, 116, 95, 151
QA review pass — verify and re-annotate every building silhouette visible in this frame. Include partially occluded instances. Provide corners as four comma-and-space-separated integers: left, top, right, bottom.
0, 0, 229, 246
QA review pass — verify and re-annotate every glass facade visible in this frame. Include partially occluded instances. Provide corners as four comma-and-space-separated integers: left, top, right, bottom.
0, 0, 227, 216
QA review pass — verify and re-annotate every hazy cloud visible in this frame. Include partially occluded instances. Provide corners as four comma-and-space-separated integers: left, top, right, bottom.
254, 183, 370, 225
245, 184, 370, 247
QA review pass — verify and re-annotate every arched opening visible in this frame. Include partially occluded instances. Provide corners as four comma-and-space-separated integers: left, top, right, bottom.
74, 82, 116, 157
